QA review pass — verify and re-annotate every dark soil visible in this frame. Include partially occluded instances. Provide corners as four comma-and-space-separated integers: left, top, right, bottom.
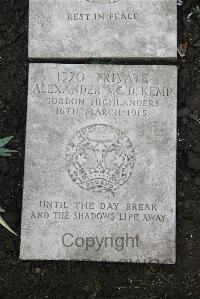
0, 0, 200, 298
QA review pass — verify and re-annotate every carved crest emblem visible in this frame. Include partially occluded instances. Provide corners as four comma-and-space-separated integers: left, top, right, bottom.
66, 124, 135, 192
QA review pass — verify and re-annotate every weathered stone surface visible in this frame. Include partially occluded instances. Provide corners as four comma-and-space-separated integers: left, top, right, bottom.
29, 0, 177, 59
20, 64, 177, 263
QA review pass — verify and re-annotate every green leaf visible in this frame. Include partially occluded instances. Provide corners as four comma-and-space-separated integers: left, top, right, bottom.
0, 216, 17, 236
0, 153, 12, 157
0, 136, 14, 148
2, 149, 17, 152
0, 148, 17, 157
0, 149, 12, 157
0, 207, 5, 212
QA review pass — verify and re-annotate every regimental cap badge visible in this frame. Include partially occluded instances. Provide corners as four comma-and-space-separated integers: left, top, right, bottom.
66, 124, 135, 192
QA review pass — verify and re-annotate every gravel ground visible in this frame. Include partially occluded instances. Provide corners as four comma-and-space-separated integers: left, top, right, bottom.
0, 0, 200, 298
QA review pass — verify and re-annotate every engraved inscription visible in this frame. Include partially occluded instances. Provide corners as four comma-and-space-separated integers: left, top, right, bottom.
29, 0, 177, 59
66, 124, 135, 192
68, 0, 138, 22
20, 65, 177, 263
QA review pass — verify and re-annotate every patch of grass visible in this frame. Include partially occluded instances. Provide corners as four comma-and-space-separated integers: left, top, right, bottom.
0, 136, 17, 236
0, 136, 17, 157
83, 276, 102, 298
90, 57, 117, 64
0, 210, 17, 236
188, 5, 200, 19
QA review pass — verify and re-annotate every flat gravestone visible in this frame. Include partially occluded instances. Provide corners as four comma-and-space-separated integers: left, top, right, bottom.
29, 0, 177, 59
20, 63, 177, 263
